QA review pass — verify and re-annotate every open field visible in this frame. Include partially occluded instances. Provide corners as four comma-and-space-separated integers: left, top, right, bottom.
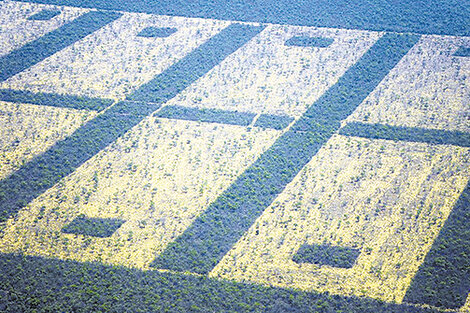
0, 0, 469, 312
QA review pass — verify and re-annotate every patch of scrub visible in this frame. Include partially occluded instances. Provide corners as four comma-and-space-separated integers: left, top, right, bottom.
137, 26, 177, 37
62, 215, 125, 238
27, 9, 61, 21
453, 46, 470, 57
155, 105, 256, 126
339, 122, 470, 148
0, 88, 113, 111
285, 36, 334, 48
293, 244, 360, 268
253, 114, 294, 130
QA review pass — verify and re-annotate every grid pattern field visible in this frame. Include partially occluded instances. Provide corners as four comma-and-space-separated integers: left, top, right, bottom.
0, 1, 469, 312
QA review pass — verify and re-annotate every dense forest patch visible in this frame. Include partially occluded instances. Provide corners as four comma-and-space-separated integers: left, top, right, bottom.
293, 244, 361, 268
0, 253, 441, 313
26, 9, 61, 20
454, 46, 470, 57
62, 215, 126, 238
155, 105, 256, 127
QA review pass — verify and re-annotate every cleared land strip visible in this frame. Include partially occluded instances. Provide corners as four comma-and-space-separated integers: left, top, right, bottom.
152, 33, 421, 275
123, 24, 265, 104
0, 10, 122, 82
340, 122, 470, 148
0, 23, 265, 223
0, 1, 88, 57
0, 101, 97, 181
164, 25, 380, 120
2, 11, 231, 101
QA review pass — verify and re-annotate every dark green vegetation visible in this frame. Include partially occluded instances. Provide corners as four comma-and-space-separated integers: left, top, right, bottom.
0, 11, 122, 82
137, 26, 177, 38
0, 253, 441, 313
155, 105, 256, 126
339, 122, 470, 147
107, 100, 162, 116
27, 9, 61, 20
254, 114, 294, 130
285, 36, 333, 48
61, 215, 125, 238
453, 46, 470, 57
18, 0, 470, 36
0, 23, 264, 223
154, 105, 294, 129
404, 181, 470, 309
152, 33, 421, 275
0, 88, 113, 111
292, 244, 360, 268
